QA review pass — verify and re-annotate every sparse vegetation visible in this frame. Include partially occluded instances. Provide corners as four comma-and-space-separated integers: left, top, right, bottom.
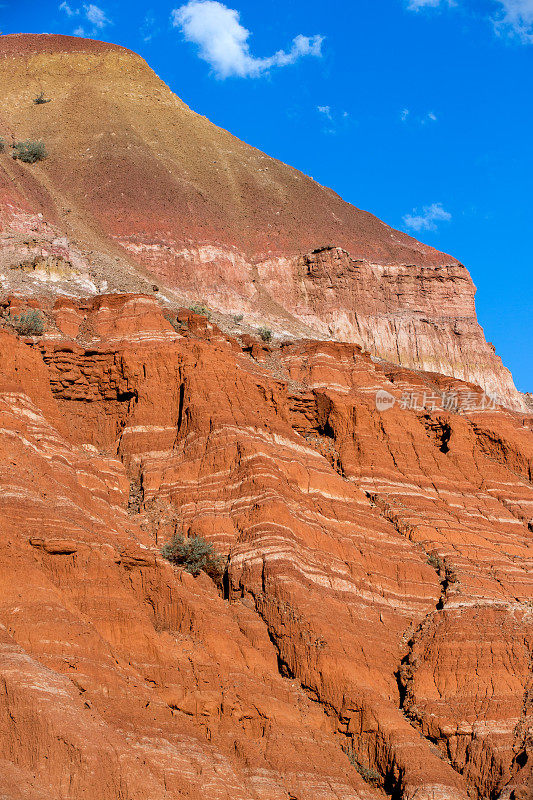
258, 326, 272, 342
445, 564, 458, 584
0, 138, 5, 154
189, 302, 211, 320
33, 92, 51, 105
162, 533, 225, 587
427, 552, 444, 571
427, 552, 458, 584
233, 314, 243, 324
342, 745, 381, 787
4, 309, 45, 336
166, 315, 183, 332
12, 140, 47, 164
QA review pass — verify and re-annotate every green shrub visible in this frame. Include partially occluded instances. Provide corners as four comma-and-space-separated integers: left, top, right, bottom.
4, 309, 45, 336
343, 745, 381, 787
162, 533, 224, 586
12, 140, 47, 164
0, 138, 5, 154
189, 302, 211, 320
167, 315, 183, 332
233, 314, 243, 324
33, 92, 51, 105
427, 552, 444, 571
258, 326, 272, 342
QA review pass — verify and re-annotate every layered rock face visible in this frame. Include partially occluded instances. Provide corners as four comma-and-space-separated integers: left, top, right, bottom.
0, 33, 524, 408
0, 294, 531, 800
0, 31, 531, 800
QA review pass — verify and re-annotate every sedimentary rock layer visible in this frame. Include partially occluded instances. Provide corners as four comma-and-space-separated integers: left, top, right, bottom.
0, 33, 523, 407
0, 294, 531, 799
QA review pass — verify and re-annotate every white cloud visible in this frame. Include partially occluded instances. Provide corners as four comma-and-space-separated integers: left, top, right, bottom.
171, 0, 324, 78
403, 202, 452, 231
141, 12, 159, 42
493, 0, 533, 41
407, 0, 448, 9
400, 109, 437, 124
406, 0, 533, 41
59, 1, 111, 32
59, 1, 78, 16
316, 105, 350, 132
84, 3, 110, 28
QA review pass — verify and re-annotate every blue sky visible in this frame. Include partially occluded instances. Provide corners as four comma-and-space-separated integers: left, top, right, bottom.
2, 0, 532, 391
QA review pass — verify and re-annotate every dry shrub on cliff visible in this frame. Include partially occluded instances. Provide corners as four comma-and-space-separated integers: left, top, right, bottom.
189, 302, 211, 320
258, 326, 272, 342
0, 138, 5, 154
33, 91, 51, 105
342, 745, 381, 787
4, 309, 45, 336
12, 140, 47, 163
162, 533, 224, 586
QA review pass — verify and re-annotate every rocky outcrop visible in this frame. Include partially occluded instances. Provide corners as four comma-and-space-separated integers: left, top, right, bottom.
0, 294, 531, 799
0, 33, 524, 408
256, 246, 519, 406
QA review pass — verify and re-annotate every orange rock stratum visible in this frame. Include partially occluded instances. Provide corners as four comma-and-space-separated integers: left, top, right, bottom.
0, 33, 531, 800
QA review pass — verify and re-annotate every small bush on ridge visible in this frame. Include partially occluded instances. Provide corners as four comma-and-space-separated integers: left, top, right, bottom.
427, 552, 444, 571
189, 302, 211, 320
342, 744, 381, 787
4, 310, 45, 336
12, 140, 47, 164
258, 326, 272, 342
0, 138, 5, 154
162, 533, 224, 587
33, 92, 51, 105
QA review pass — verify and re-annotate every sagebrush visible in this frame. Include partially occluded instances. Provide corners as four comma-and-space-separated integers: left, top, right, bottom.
258, 326, 272, 342
12, 140, 47, 163
33, 92, 51, 105
189, 302, 211, 320
162, 533, 225, 586
343, 745, 381, 787
4, 310, 45, 336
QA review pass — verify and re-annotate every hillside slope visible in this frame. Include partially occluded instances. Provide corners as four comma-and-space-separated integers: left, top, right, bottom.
0, 33, 524, 408
0, 294, 531, 800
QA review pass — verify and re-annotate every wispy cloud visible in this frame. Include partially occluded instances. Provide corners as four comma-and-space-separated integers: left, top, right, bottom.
141, 12, 159, 42
406, 0, 454, 10
171, 0, 324, 78
405, 0, 533, 42
493, 0, 533, 41
316, 105, 350, 134
59, 1, 112, 34
403, 202, 452, 231
59, 1, 78, 16
84, 3, 110, 28
400, 108, 438, 124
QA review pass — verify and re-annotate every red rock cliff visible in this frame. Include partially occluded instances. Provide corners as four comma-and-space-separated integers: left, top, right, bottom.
0, 33, 524, 408
0, 294, 531, 800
